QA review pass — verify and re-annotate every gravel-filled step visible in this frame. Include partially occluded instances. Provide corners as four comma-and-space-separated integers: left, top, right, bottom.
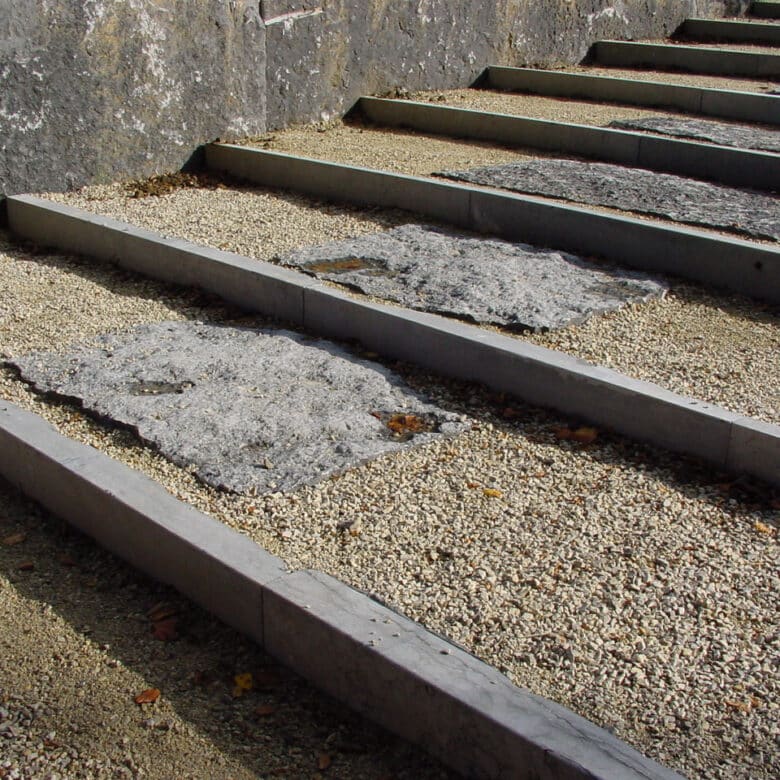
280, 224, 667, 331
12, 322, 466, 494
608, 116, 780, 153
439, 159, 780, 241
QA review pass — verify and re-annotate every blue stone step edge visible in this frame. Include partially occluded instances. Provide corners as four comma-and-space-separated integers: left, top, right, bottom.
0, 401, 685, 780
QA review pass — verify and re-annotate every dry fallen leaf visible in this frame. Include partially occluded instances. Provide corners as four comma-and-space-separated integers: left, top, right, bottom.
134, 688, 161, 705
233, 672, 254, 698
571, 427, 599, 444
482, 488, 503, 498
724, 699, 750, 713
554, 426, 573, 441
387, 414, 428, 435
754, 521, 775, 535
151, 618, 178, 642
17, 561, 34, 571
147, 603, 177, 622
318, 753, 332, 771
2, 532, 26, 546
254, 704, 276, 718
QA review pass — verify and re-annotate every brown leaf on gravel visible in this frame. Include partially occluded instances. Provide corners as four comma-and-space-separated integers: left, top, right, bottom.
571, 427, 598, 444
318, 752, 332, 771
151, 618, 179, 641
254, 704, 276, 718
501, 407, 520, 419
58, 554, 77, 567
233, 672, 254, 698
754, 521, 776, 535
134, 688, 161, 705
17, 561, 34, 571
724, 699, 750, 713
482, 488, 503, 498
147, 602, 178, 622
2, 532, 26, 546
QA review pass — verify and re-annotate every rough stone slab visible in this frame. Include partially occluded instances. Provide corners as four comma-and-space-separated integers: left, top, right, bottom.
609, 116, 780, 154
263, 569, 684, 780
12, 322, 466, 495
440, 160, 780, 242
280, 225, 667, 332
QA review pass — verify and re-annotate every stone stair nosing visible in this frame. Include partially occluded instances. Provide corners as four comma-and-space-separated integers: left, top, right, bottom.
0, 399, 686, 780
751, 1, 780, 20
483, 66, 780, 126
5, 194, 779, 489
355, 96, 780, 192
592, 40, 780, 78
679, 17, 780, 45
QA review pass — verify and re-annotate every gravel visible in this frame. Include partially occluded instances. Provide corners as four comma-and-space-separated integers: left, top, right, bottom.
439, 159, 780, 242
2, 213, 779, 780
0, 479, 454, 779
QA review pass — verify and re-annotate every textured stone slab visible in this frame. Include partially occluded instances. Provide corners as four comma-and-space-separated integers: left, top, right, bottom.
608, 116, 780, 153
440, 161, 780, 242
279, 225, 667, 332
12, 322, 465, 494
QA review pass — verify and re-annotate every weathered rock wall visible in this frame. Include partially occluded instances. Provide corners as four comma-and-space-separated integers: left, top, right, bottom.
1, 0, 747, 195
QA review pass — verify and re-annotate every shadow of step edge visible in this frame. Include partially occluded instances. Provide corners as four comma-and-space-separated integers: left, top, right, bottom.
593, 40, 780, 78
356, 97, 780, 192
6, 195, 780, 488
484, 66, 780, 126
201, 145, 780, 305
751, 1, 780, 19
680, 18, 780, 45
0, 401, 685, 780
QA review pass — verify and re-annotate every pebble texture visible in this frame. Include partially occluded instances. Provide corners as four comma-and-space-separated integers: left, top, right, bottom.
1, 233, 779, 780
439, 159, 780, 241
608, 116, 780, 153
12, 322, 465, 494
280, 224, 668, 331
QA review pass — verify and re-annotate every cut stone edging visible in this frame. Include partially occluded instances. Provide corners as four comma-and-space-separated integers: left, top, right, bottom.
201, 144, 780, 305
593, 40, 780, 78
356, 97, 780, 192
680, 17, 780, 45
6, 195, 779, 487
484, 66, 780, 126
0, 401, 685, 780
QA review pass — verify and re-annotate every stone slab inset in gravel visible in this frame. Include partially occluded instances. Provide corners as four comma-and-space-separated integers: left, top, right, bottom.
608, 116, 780, 153
280, 225, 667, 331
440, 160, 780, 242
11, 322, 466, 494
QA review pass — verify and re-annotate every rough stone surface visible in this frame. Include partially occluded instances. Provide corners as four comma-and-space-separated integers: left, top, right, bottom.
0, 0, 267, 195
12, 322, 466, 494
280, 224, 668, 331
1, 0, 746, 193
440, 160, 780, 241
609, 116, 780, 153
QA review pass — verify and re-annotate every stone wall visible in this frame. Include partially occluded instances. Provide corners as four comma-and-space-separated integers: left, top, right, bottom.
1, 0, 748, 195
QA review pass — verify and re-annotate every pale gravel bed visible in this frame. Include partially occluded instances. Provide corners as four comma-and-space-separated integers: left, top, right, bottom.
1, 233, 779, 780
43, 140, 780, 425
0, 480, 452, 780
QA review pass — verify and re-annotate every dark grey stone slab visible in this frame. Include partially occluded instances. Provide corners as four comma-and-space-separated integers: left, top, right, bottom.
440, 160, 780, 242
279, 225, 668, 332
608, 116, 780, 153
12, 322, 466, 494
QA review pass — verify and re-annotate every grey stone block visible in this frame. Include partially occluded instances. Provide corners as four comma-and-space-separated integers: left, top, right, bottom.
441, 159, 780, 242
0, 400, 287, 643
727, 417, 780, 484
262, 569, 684, 780
610, 116, 780, 154
281, 224, 668, 331
13, 322, 466, 494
